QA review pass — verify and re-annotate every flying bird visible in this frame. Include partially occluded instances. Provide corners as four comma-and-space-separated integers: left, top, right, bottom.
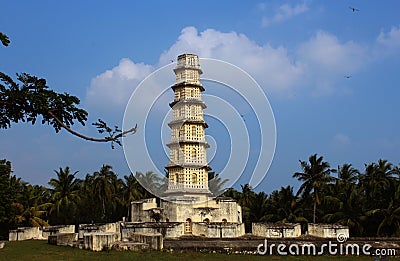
349, 6, 359, 12
170, 59, 174, 63
344, 75, 352, 79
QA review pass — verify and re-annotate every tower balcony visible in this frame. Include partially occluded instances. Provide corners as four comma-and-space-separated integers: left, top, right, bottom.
168, 119, 208, 128
168, 158, 207, 165
168, 182, 207, 190
169, 97, 206, 108
174, 63, 202, 71
165, 163, 212, 170
166, 138, 210, 147
171, 115, 204, 122
171, 82, 205, 92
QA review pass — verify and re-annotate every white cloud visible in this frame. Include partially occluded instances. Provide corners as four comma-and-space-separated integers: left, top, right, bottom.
297, 30, 368, 95
86, 58, 153, 110
258, 3, 267, 11
262, 3, 309, 27
376, 26, 400, 53
334, 133, 350, 145
159, 26, 303, 94
298, 31, 367, 73
86, 26, 374, 110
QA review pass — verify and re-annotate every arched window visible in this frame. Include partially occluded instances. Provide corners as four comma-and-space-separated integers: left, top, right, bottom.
179, 126, 184, 138
203, 218, 210, 224
191, 126, 196, 137
222, 218, 227, 223
192, 148, 197, 159
185, 218, 192, 233
191, 106, 196, 119
192, 174, 197, 184
178, 174, 184, 184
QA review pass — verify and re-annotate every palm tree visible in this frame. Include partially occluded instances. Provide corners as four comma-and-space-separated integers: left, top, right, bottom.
264, 186, 307, 224
239, 184, 255, 207
337, 163, 359, 184
249, 191, 268, 222
208, 172, 229, 196
237, 184, 256, 232
48, 167, 81, 224
323, 182, 367, 236
375, 186, 400, 237
293, 154, 334, 223
135, 171, 161, 198
222, 187, 241, 201
123, 173, 144, 203
93, 165, 116, 220
365, 163, 400, 237
11, 185, 52, 228
78, 173, 99, 223
360, 159, 395, 210
11, 202, 51, 228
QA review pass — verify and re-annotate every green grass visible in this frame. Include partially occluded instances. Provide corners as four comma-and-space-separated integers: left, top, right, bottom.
0, 240, 393, 261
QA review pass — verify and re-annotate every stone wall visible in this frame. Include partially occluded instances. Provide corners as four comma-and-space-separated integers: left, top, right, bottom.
78, 223, 118, 239
130, 233, 163, 250
42, 225, 75, 239
252, 223, 301, 238
161, 197, 242, 224
130, 198, 158, 222
9, 227, 41, 241
83, 232, 119, 251
48, 233, 78, 246
307, 223, 349, 238
120, 222, 182, 239
192, 222, 245, 238
165, 223, 184, 238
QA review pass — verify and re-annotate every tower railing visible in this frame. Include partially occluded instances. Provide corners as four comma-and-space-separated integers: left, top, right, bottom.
168, 183, 206, 190
169, 136, 207, 142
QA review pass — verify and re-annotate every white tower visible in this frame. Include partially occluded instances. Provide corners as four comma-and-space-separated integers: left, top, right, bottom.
165, 54, 212, 199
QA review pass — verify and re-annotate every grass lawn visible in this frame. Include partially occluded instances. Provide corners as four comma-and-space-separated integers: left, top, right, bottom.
0, 240, 393, 261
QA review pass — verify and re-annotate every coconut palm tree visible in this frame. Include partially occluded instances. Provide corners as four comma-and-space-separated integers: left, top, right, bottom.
77, 173, 99, 223
134, 171, 161, 198
123, 173, 144, 203
208, 172, 229, 196
48, 166, 81, 223
93, 165, 116, 220
337, 163, 359, 184
365, 164, 400, 237
222, 188, 241, 202
11, 202, 51, 228
249, 191, 268, 222
374, 187, 400, 237
11, 185, 52, 228
323, 182, 367, 236
239, 184, 255, 207
293, 154, 334, 223
360, 159, 395, 210
264, 186, 307, 224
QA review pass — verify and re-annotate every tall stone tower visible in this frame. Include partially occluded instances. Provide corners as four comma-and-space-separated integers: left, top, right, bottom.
165, 54, 212, 199
130, 54, 244, 237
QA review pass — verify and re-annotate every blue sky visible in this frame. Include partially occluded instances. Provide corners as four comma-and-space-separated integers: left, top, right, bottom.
1, 1, 400, 193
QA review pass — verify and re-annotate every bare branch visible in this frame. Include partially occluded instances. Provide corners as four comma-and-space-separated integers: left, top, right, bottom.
48, 111, 137, 145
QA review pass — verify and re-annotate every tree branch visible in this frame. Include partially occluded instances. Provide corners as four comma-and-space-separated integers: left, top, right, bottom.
48, 111, 136, 144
